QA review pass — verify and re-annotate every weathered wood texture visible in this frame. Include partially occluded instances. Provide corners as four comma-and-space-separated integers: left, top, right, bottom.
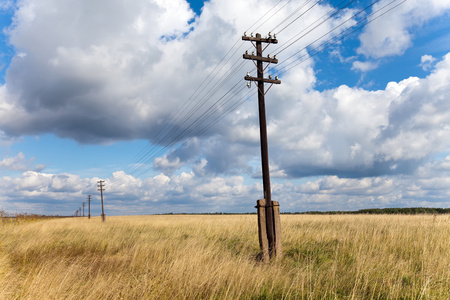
257, 199, 282, 262
257, 199, 269, 263
273, 201, 282, 259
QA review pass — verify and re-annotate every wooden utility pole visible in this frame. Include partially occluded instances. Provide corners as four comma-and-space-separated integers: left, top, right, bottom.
243, 32, 281, 261
82, 202, 85, 217
97, 180, 106, 222
87, 195, 91, 219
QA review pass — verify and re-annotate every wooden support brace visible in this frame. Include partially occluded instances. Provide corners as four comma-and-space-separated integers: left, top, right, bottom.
256, 199, 270, 263
272, 201, 282, 259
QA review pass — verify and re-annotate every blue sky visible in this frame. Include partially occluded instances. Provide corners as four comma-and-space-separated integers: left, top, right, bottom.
0, 4, 13, 84
1, 0, 450, 216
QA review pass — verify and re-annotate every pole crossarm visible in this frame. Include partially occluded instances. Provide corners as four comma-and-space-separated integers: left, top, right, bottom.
242, 35, 278, 44
243, 54, 279, 64
244, 75, 281, 84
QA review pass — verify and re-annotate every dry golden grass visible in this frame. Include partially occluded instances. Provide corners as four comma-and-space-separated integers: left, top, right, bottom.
0, 214, 449, 299
0, 208, 59, 225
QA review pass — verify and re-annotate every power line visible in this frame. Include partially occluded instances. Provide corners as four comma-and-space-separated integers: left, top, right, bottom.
277, 0, 406, 74
115, 1, 292, 180
245, 0, 287, 32
274, 0, 360, 56
110, 0, 406, 184
273, 0, 323, 34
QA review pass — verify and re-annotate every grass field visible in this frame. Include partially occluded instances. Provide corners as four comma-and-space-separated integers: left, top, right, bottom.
1, 214, 449, 299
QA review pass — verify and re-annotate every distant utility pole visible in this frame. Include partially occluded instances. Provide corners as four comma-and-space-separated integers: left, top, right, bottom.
87, 195, 91, 219
243, 32, 282, 261
97, 180, 106, 222
79, 207, 81, 217
82, 202, 85, 217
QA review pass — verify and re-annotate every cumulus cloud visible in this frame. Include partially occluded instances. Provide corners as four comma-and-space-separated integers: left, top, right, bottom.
144, 51, 450, 180
351, 60, 379, 72
261, 53, 450, 178
0, 0, 450, 213
0, 0, 366, 145
420, 54, 437, 71
154, 155, 183, 174
0, 152, 37, 171
0, 172, 94, 214
1, 0, 197, 143
357, 0, 450, 59
0, 0, 14, 11
0, 130, 21, 146
2, 151, 450, 214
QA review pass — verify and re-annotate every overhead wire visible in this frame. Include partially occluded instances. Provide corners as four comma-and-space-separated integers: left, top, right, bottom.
132, 80, 254, 178
121, 56, 250, 178
118, 0, 314, 179
152, 85, 256, 166
114, 0, 293, 180
117, 41, 244, 178
113, 1, 294, 182
274, 0, 360, 55
273, 0, 322, 34
245, 0, 287, 32
276, 0, 405, 74
112, 0, 406, 183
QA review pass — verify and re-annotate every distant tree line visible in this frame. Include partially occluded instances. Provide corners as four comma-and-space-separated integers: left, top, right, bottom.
160, 207, 450, 215
287, 207, 450, 215
0, 208, 64, 220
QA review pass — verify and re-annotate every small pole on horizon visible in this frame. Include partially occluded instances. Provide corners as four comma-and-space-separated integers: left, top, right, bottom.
82, 202, 85, 217
97, 180, 106, 222
87, 195, 91, 219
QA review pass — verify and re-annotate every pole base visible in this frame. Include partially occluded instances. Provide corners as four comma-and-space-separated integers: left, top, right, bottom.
256, 199, 282, 262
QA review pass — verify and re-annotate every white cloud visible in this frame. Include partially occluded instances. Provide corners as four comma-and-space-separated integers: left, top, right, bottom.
265, 53, 450, 178
420, 54, 437, 71
0, 0, 450, 213
351, 60, 379, 72
2, 151, 450, 214
154, 155, 183, 173
1, 0, 198, 143
0, 0, 14, 11
357, 0, 450, 59
0, 130, 21, 146
147, 51, 450, 180
0, 152, 35, 171
0, 0, 365, 144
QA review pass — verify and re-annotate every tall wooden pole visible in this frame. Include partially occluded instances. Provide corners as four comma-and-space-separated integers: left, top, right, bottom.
243, 32, 281, 259
255, 35, 275, 255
